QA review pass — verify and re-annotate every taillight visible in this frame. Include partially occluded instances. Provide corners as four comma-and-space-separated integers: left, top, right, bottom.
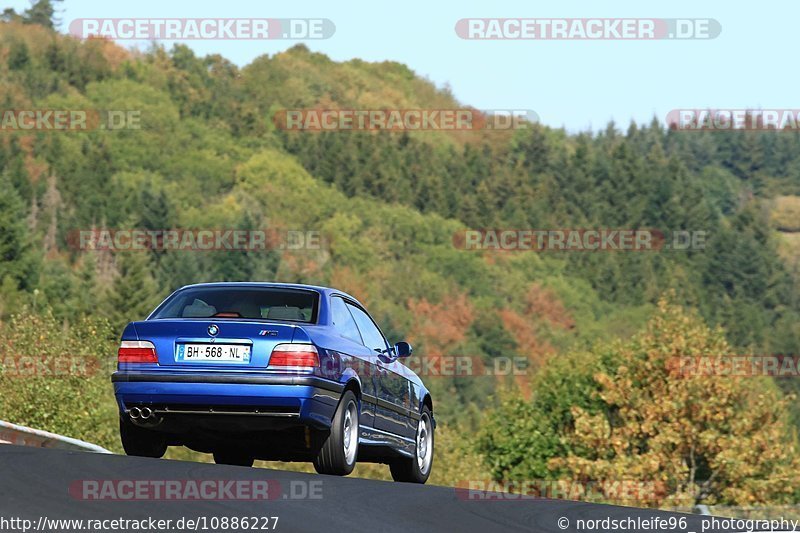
118, 340, 157, 363
269, 344, 319, 367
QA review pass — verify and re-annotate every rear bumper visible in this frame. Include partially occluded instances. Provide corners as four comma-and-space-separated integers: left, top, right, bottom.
112, 371, 343, 430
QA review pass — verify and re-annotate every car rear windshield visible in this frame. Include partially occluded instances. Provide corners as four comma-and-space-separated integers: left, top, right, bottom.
151, 287, 319, 323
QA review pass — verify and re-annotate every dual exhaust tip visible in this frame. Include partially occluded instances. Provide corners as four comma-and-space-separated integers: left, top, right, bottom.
129, 406, 154, 420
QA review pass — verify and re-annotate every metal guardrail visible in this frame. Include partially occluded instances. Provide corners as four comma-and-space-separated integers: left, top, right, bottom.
668, 504, 800, 519
0, 420, 111, 454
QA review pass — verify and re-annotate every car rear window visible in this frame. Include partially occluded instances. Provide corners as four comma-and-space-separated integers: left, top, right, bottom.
151, 287, 319, 323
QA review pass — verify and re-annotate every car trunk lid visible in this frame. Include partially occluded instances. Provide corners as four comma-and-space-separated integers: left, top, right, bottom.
132, 319, 300, 369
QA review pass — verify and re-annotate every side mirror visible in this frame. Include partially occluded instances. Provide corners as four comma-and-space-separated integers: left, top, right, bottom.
394, 341, 412, 358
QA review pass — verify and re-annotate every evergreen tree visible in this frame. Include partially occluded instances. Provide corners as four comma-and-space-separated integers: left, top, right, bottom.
0, 172, 39, 291
23, 0, 61, 29
103, 252, 160, 330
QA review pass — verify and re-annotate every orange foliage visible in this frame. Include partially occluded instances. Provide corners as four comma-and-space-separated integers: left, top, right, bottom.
16, 136, 47, 184
276, 251, 327, 282
495, 283, 575, 397
498, 308, 554, 367
524, 283, 575, 330
406, 293, 474, 354
330, 266, 369, 303
92, 38, 132, 70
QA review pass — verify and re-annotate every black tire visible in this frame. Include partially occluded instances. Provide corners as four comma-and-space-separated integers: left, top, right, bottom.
213, 449, 254, 467
313, 390, 359, 476
390, 407, 433, 484
119, 417, 167, 458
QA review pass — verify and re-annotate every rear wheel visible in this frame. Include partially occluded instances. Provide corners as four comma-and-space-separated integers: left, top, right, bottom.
313, 390, 359, 476
119, 417, 167, 458
213, 449, 254, 467
390, 407, 433, 483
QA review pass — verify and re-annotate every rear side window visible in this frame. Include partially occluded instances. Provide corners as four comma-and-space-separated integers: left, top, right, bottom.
346, 303, 388, 353
151, 287, 319, 323
330, 296, 362, 344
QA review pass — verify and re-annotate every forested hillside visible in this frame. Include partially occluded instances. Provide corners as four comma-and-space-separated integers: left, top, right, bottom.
1, 12, 800, 503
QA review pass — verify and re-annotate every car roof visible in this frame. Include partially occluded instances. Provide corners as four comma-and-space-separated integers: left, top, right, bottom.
176, 282, 365, 308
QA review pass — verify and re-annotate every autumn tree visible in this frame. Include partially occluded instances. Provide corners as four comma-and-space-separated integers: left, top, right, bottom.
480, 296, 800, 507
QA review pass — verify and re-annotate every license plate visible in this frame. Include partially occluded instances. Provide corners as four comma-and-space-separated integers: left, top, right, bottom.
176, 344, 251, 363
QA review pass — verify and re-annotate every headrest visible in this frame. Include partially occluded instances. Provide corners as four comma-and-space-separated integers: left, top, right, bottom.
182, 300, 216, 318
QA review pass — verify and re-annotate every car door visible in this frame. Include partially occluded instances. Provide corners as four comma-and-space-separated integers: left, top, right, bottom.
329, 296, 378, 429
346, 302, 413, 439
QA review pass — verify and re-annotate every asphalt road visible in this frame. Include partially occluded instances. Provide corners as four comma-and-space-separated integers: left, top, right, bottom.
0, 445, 744, 533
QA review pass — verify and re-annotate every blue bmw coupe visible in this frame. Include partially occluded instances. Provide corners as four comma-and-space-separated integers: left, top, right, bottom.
112, 282, 434, 483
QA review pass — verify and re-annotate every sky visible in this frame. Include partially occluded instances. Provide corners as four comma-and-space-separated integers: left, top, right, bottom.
7, 0, 794, 132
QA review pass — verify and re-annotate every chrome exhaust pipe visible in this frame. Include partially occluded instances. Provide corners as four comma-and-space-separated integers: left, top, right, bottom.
129, 407, 141, 420
140, 407, 153, 420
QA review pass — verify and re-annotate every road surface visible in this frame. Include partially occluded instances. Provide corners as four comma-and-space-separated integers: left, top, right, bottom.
0, 445, 740, 533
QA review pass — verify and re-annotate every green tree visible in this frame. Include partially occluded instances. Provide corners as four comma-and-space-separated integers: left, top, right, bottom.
103, 252, 160, 330
0, 172, 39, 291
7, 40, 30, 70
23, 0, 61, 28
